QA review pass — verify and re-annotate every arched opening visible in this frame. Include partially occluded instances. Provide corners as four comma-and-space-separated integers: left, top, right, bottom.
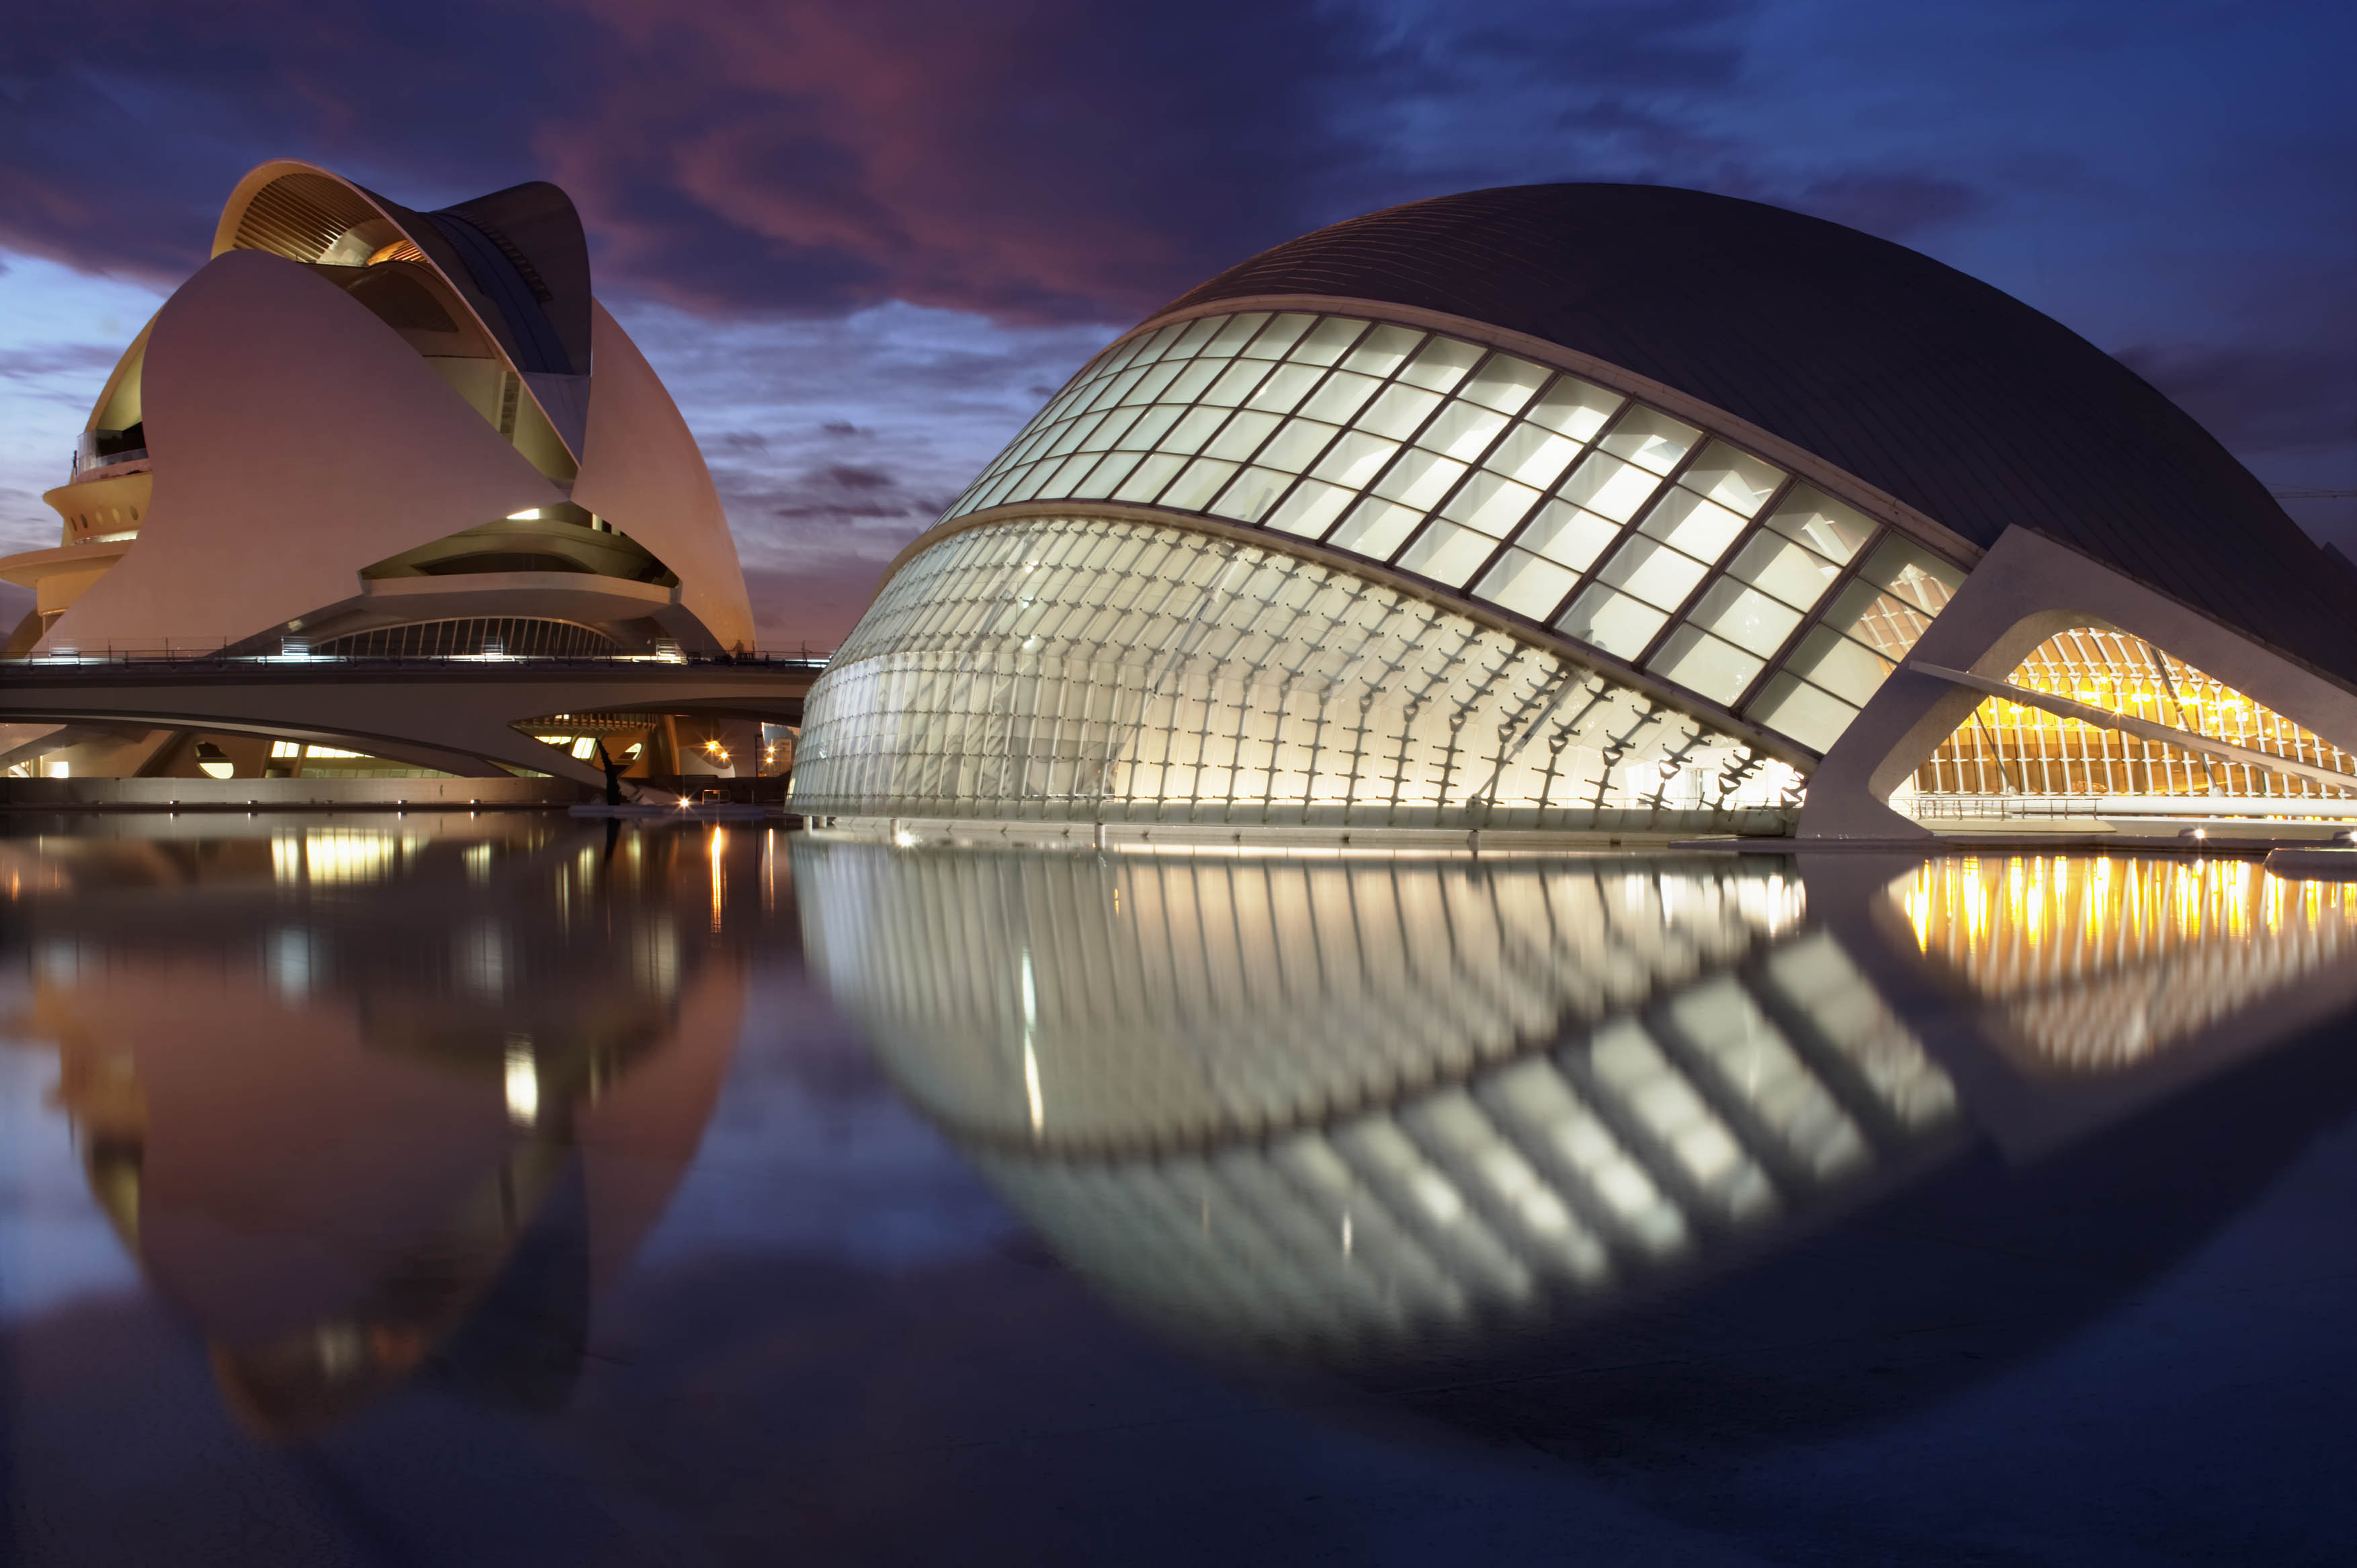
1903, 627, 2357, 824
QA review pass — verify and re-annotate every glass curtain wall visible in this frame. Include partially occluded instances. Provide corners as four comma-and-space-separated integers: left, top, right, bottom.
942, 310, 1971, 755
791, 515, 1805, 832
795, 837, 1956, 1356
1912, 628, 2357, 805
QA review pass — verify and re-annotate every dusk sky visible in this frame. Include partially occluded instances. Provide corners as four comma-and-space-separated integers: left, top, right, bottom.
2, 0, 2349, 648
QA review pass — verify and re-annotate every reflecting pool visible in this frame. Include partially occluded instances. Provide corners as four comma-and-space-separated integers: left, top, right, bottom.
6, 816, 2357, 1563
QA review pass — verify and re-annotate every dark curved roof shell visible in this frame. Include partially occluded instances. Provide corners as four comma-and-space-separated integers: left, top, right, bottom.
419, 180, 592, 378
1158, 184, 2357, 683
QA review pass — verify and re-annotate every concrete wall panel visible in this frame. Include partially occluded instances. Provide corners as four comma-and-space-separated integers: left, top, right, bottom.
42, 250, 563, 654
570, 302, 755, 652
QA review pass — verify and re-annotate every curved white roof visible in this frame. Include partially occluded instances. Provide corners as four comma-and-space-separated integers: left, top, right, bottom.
28, 159, 755, 656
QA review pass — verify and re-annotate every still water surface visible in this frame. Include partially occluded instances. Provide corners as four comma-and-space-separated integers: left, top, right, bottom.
4, 816, 2356, 1564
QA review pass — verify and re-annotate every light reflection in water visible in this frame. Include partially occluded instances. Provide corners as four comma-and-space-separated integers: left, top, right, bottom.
9, 815, 2356, 1465
0, 818, 756, 1439
710, 826, 726, 933
798, 836, 2357, 1364
797, 838, 1953, 1358
272, 829, 413, 885
1897, 855, 2357, 1073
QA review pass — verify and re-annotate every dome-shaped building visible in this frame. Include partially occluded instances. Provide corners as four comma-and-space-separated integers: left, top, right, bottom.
791, 185, 2357, 838
3, 160, 753, 664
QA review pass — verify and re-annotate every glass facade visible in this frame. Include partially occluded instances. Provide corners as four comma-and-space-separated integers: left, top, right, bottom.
939, 309, 1969, 754
795, 838, 1957, 1356
791, 515, 1805, 832
1912, 628, 2357, 806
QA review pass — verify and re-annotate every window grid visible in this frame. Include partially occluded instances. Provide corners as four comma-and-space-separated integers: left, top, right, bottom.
1404, 394, 1649, 627
940, 310, 1965, 756
1545, 421, 1721, 651
1712, 523, 1855, 724
1695, 478, 1840, 700
1138, 318, 1407, 521
1734, 523, 1963, 752
1379, 386, 1646, 597
1652, 472, 1846, 711
1369, 370, 1637, 591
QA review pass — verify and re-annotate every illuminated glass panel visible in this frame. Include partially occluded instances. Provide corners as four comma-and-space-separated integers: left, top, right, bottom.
941, 311, 1968, 754
1747, 529, 1963, 751
791, 515, 1804, 831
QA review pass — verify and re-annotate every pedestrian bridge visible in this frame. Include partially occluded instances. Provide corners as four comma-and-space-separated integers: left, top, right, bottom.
0, 652, 822, 788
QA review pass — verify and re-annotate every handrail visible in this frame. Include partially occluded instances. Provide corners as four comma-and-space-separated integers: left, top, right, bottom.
1909, 793, 2357, 820
0, 646, 833, 671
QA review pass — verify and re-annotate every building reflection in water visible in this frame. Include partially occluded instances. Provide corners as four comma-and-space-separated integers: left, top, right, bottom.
796, 834, 2357, 1370
0, 816, 756, 1439
1895, 854, 2357, 1074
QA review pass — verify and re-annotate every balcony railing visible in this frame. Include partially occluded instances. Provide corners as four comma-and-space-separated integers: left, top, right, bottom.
71, 430, 150, 478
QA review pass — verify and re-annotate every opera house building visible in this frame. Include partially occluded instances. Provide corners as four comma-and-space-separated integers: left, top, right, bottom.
791, 184, 2357, 840
1, 161, 771, 789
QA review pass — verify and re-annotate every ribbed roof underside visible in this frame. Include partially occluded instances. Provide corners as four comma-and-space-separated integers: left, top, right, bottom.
1159, 185, 2357, 683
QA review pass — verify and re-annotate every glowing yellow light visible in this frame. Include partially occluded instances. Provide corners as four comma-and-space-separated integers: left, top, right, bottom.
504, 1037, 538, 1127
710, 826, 726, 932
507, 508, 542, 521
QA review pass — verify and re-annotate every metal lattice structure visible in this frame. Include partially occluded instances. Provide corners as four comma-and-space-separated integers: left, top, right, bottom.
1914, 628, 2357, 802
791, 516, 1803, 832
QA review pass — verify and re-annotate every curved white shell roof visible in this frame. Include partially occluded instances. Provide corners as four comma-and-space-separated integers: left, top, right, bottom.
30, 159, 756, 656
46, 250, 564, 652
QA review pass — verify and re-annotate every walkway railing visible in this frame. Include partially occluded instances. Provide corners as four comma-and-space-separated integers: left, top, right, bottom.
1910, 792, 2357, 821
1, 645, 832, 672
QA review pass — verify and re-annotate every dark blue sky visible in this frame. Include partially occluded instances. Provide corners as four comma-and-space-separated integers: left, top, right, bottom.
1, 0, 2348, 644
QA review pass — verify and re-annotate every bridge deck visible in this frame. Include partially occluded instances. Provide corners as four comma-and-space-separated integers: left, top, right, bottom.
0, 655, 824, 786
